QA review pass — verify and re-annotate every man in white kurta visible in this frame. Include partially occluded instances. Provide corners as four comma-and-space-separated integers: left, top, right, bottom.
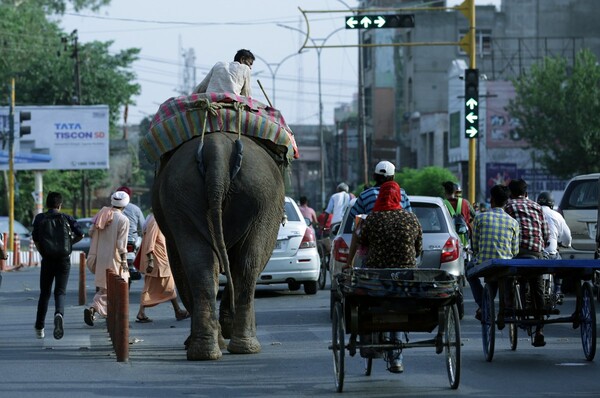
192, 49, 254, 97
84, 191, 130, 326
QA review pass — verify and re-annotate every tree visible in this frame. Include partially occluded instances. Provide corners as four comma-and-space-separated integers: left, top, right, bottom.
507, 49, 600, 178
0, 1, 140, 220
351, 166, 458, 198
398, 166, 458, 197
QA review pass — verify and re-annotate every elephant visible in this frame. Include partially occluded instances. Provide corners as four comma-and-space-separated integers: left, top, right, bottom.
152, 132, 287, 360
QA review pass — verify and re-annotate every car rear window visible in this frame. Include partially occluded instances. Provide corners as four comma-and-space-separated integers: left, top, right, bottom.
562, 179, 599, 210
339, 202, 448, 234
284, 202, 301, 222
412, 203, 449, 233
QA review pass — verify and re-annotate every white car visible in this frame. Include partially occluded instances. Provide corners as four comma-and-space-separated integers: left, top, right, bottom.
220, 197, 321, 295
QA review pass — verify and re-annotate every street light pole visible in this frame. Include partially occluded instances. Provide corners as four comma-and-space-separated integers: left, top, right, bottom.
253, 52, 303, 106
278, 24, 345, 209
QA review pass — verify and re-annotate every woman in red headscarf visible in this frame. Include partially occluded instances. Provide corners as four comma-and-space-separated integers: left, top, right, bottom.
358, 181, 422, 269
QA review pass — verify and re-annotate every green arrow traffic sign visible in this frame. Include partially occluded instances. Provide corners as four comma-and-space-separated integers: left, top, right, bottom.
345, 14, 415, 29
464, 68, 479, 139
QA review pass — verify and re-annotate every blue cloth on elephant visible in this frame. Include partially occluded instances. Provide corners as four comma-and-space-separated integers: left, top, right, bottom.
141, 92, 298, 164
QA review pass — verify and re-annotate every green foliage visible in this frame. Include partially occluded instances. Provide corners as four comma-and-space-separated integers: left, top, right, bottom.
352, 166, 458, 198
0, 0, 110, 14
507, 49, 600, 178
0, 1, 139, 220
397, 166, 458, 196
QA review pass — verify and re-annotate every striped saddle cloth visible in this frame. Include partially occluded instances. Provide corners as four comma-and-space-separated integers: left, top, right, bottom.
140, 92, 298, 164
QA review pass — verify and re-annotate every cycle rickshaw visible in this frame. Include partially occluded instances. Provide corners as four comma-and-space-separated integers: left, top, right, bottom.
467, 258, 600, 362
330, 267, 461, 392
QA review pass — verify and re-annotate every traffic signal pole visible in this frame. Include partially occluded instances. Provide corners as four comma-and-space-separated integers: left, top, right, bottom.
466, 0, 476, 205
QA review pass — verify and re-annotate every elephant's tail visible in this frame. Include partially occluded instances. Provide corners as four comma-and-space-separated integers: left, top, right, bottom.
196, 137, 236, 316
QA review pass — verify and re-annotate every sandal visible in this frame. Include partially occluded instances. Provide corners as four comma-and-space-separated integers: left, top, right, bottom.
175, 310, 190, 321
84, 308, 95, 327
136, 315, 153, 323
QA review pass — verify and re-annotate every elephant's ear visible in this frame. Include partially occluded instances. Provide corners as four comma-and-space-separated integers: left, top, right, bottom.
196, 141, 205, 177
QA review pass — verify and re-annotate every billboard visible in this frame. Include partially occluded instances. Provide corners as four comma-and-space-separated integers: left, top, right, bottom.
0, 105, 109, 170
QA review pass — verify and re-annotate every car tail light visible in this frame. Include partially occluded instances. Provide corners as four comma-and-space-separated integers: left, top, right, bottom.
440, 237, 460, 263
333, 237, 349, 263
127, 243, 135, 253
299, 227, 317, 249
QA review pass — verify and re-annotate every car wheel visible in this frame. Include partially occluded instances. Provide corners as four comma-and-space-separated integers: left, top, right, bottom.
304, 281, 318, 295
288, 281, 301, 291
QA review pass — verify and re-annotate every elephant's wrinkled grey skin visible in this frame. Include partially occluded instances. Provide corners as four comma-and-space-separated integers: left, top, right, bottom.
152, 133, 286, 360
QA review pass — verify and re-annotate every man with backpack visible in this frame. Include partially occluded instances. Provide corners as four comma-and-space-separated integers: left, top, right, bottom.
33, 192, 84, 340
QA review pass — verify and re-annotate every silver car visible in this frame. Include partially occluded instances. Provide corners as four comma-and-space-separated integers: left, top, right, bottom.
220, 196, 321, 295
557, 173, 599, 259
329, 195, 465, 316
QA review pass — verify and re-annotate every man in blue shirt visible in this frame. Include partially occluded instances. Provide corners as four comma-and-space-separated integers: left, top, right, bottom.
349, 160, 411, 219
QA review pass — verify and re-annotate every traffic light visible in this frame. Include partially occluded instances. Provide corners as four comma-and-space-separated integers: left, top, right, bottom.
464, 68, 479, 139
19, 111, 31, 137
385, 14, 415, 28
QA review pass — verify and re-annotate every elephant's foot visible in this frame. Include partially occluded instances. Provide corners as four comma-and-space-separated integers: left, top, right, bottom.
227, 336, 261, 355
187, 339, 223, 361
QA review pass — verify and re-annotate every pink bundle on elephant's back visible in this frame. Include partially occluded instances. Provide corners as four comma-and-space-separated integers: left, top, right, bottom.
141, 92, 298, 163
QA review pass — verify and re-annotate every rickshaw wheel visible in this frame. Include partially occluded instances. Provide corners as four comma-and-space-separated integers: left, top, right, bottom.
332, 301, 345, 392
482, 284, 496, 362
445, 304, 461, 389
580, 281, 597, 361
364, 357, 372, 376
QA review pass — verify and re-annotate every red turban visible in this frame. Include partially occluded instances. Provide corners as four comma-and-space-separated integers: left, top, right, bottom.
373, 181, 402, 212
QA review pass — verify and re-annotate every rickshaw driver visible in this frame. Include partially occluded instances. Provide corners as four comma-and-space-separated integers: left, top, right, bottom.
348, 181, 423, 374
505, 179, 550, 347
467, 185, 520, 320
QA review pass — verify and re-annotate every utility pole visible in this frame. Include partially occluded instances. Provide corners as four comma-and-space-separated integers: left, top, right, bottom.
67, 29, 88, 218
7, 79, 15, 251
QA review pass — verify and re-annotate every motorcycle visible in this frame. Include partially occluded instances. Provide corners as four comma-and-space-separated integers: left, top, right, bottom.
127, 238, 142, 283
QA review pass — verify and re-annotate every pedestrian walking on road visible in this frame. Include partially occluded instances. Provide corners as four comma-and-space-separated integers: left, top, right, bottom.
33, 192, 84, 339
84, 191, 130, 327
136, 214, 189, 323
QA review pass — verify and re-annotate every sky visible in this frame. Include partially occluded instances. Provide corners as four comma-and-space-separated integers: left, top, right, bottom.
59, 0, 501, 127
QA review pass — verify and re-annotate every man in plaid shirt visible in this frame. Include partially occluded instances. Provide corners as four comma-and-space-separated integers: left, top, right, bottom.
468, 185, 520, 320
505, 178, 550, 347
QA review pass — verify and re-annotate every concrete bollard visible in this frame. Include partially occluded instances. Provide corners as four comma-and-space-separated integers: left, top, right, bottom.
79, 252, 86, 306
12, 233, 20, 267
115, 276, 129, 362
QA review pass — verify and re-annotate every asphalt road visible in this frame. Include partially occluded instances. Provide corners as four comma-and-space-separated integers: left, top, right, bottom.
1, 263, 600, 397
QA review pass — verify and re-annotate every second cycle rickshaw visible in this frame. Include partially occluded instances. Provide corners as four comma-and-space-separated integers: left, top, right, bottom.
467, 258, 600, 362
